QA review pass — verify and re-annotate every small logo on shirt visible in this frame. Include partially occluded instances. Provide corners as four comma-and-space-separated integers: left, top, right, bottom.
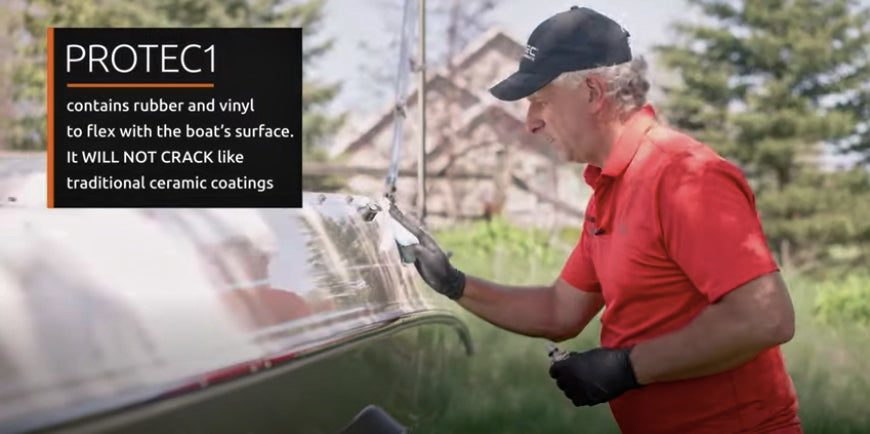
587, 220, 627, 237
586, 215, 601, 235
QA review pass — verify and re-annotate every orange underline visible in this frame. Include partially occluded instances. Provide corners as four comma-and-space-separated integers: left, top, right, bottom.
46, 28, 54, 208
66, 83, 214, 88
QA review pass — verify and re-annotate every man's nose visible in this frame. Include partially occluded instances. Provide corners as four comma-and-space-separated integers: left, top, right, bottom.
526, 112, 544, 134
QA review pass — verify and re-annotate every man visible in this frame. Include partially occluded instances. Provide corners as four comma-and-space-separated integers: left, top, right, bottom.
389, 6, 802, 434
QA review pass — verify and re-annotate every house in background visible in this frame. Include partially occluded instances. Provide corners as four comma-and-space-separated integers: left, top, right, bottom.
328, 28, 591, 229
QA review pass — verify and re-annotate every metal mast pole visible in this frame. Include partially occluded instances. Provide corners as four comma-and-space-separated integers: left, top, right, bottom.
416, 0, 427, 224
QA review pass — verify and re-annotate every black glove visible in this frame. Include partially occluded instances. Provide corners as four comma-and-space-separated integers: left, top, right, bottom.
549, 346, 641, 406
388, 204, 466, 300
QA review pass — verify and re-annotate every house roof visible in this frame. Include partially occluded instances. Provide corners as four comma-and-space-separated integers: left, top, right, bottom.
416, 101, 552, 166
329, 27, 528, 159
452, 27, 526, 72
331, 73, 480, 158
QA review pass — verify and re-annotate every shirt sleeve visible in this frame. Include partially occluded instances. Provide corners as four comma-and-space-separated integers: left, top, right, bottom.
560, 214, 602, 293
658, 156, 779, 303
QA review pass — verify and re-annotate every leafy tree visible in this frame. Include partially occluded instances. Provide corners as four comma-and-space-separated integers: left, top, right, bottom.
0, 1, 24, 150
654, 0, 870, 272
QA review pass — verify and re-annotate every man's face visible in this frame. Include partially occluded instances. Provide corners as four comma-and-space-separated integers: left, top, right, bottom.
524, 79, 601, 163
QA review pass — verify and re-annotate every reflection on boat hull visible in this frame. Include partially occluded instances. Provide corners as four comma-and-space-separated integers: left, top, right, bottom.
33, 315, 468, 434
0, 154, 473, 434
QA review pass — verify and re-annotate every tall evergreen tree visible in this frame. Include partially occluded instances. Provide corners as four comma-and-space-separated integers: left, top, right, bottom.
654, 0, 870, 272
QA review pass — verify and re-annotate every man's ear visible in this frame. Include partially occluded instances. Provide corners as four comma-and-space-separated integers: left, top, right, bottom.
585, 75, 607, 112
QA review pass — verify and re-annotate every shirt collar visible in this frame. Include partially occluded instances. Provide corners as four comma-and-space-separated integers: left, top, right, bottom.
583, 104, 658, 187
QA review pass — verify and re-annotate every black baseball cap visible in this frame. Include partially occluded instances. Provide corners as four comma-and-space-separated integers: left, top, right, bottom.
489, 6, 632, 101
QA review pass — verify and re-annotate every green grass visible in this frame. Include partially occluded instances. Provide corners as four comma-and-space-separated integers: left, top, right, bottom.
781, 276, 870, 433
413, 223, 870, 434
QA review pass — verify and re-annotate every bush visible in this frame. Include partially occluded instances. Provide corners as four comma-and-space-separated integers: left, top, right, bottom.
813, 274, 870, 327
434, 217, 571, 258
432, 218, 579, 285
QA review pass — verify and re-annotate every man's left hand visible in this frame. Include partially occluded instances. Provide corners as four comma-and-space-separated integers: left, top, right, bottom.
549, 347, 642, 406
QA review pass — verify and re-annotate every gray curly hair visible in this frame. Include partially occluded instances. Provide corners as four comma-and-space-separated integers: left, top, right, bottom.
551, 56, 651, 119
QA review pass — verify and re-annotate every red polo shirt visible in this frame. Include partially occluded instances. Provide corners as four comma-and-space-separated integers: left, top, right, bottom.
560, 105, 801, 433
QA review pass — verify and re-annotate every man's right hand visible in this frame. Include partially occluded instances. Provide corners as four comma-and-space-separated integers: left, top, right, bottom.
388, 204, 466, 300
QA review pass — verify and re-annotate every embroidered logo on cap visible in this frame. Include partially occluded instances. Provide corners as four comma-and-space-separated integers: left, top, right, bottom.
523, 44, 538, 61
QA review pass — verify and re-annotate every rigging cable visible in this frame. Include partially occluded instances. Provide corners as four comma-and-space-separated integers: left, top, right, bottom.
384, 0, 419, 204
